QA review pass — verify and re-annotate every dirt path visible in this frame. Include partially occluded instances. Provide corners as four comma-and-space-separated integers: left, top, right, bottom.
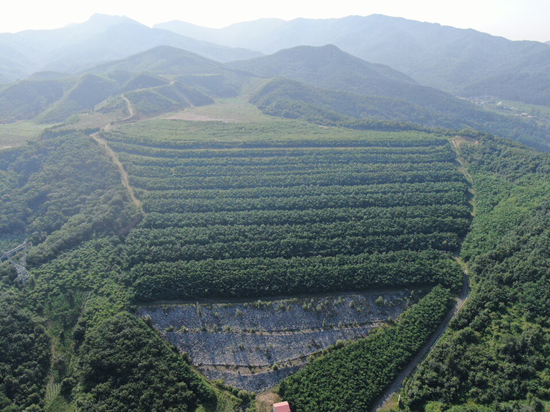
372, 266, 470, 411
90, 132, 143, 214
372, 141, 474, 411
122, 94, 135, 119
89, 93, 144, 216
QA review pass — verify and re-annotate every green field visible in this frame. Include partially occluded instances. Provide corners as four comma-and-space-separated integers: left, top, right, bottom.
0, 121, 51, 148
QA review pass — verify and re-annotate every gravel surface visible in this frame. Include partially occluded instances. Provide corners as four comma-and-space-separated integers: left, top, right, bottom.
201, 365, 304, 393
165, 326, 374, 366
139, 289, 425, 391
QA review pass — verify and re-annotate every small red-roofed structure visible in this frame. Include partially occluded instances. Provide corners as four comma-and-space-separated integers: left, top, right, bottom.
273, 401, 291, 412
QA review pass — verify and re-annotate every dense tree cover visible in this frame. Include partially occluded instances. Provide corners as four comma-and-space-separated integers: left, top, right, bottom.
278, 286, 454, 412
0, 122, 474, 411
250, 78, 441, 126
126, 230, 462, 264
136, 179, 467, 205
16, 235, 241, 412
120, 144, 457, 167
130, 250, 462, 301
138, 189, 466, 214
130, 168, 463, 192
141, 204, 472, 229
0, 131, 240, 411
75, 312, 215, 412
98, 132, 470, 302
0, 290, 50, 411
403, 136, 550, 411
0, 132, 139, 264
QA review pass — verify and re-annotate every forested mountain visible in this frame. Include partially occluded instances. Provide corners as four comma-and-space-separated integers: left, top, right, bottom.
404, 136, 550, 411
88, 45, 248, 79
2, 12, 550, 412
158, 15, 550, 105
231, 45, 489, 117
3, 96, 550, 411
244, 50, 550, 152
0, 46, 253, 123
0, 14, 261, 83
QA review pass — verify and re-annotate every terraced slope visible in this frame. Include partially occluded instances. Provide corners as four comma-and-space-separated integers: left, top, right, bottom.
101, 120, 469, 303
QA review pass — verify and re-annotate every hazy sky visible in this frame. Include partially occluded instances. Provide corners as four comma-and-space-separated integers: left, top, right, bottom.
2, 0, 549, 42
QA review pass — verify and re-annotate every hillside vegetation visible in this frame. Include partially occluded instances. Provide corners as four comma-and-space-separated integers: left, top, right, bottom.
2, 21, 550, 411
2, 95, 550, 412
403, 136, 550, 411
95, 120, 469, 302
0, 46, 253, 125
0, 13, 261, 83
0, 128, 243, 411
0, 113, 474, 410
279, 286, 453, 412
231, 45, 472, 117
241, 47, 550, 152
159, 14, 550, 106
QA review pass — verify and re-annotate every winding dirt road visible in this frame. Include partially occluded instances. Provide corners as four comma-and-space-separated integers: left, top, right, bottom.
122, 95, 135, 119
371, 137, 474, 411
90, 94, 143, 215
371, 265, 470, 411
90, 132, 143, 214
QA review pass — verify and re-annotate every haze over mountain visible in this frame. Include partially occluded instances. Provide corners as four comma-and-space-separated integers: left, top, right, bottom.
230, 45, 477, 117
4, 9, 550, 412
158, 15, 550, 106
0, 46, 252, 123
228, 44, 550, 150
0, 14, 261, 84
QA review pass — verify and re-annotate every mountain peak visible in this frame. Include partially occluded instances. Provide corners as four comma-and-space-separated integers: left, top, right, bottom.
87, 13, 134, 23
84, 13, 145, 29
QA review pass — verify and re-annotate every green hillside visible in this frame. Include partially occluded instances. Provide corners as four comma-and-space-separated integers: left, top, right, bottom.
119, 72, 169, 92
251, 77, 550, 152
124, 81, 214, 117
36, 74, 119, 123
231, 45, 471, 116
0, 108, 472, 409
0, 13, 262, 83
0, 77, 75, 122
250, 77, 447, 126
89, 45, 252, 97
0, 130, 241, 411
2, 93, 550, 412
404, 136, 550, 411
89, 45, 234, 76
99, 121, 467, 301
2, 28, 550, 411
159, 15, 550, 106
0, 47, 250, 124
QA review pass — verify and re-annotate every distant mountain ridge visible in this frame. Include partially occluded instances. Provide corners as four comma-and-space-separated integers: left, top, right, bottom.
0, 14, 261, 83
234, 45, 550, 151
157, 15, 550, 106
0, 46, 253, 123
230, 44, 477, 118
